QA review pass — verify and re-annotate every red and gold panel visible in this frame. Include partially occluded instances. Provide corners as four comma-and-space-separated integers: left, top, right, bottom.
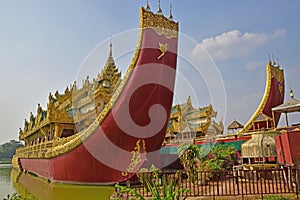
240, 63, 284, 133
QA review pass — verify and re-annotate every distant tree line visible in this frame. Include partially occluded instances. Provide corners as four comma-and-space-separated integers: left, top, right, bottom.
0, 140, 23, 161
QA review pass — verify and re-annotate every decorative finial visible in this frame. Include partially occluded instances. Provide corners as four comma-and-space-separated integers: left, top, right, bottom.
169, 2, 173, 20
276, 56, 280, 66
272, 54, 276, 65
157, 0, 163, 14
268, 54, 271, 64
290, 88, 294, 98
109, 38, 113, 57
145, 0, 151, 11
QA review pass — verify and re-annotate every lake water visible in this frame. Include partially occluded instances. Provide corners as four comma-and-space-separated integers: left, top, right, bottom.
0, 164, 15, 199
0, 164, 115, 200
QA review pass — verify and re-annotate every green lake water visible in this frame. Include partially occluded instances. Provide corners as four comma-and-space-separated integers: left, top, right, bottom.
0, 164, 115, 200
0, 164, 15, 199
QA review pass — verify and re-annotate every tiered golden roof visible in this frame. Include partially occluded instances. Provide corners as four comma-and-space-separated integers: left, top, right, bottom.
167, 96, 219, 137
19, 42, 121, 146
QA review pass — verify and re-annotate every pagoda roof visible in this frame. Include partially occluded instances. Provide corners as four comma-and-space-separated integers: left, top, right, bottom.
272, 90, 300, 113
253, 113, 272, 122
227, 119, 244, 130
178, 96, 194, 114
170, 105, 180, 115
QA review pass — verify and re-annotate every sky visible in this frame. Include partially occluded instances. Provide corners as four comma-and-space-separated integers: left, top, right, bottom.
0, 0, 300, 144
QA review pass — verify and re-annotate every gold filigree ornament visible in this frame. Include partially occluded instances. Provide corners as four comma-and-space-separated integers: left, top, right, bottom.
157, 42, 169, 60
153, 27, 178, 39
122, 139, 146, 176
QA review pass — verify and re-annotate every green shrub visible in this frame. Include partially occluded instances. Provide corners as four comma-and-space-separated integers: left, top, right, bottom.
115, 166, 190, 200
3, 193, 22, 200
263, 195, 291, 200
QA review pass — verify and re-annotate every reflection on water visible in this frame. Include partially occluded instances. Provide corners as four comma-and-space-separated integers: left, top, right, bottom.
11, 169, 115, 200
0, 165, 15, 199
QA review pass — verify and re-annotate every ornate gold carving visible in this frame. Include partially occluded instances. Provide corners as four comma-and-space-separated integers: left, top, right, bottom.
157, 42, 169, 60
122, 139, 146, 176
153, 27, 178, 39
271, 66, 284, 96
140, 7, 178, 39
141, 8, 178, 31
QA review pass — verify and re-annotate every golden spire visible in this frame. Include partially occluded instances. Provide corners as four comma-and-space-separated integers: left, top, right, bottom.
145, 0, 151, 11
157, 0, 163, 14
109, 38, 112, 56
169, 2, 173, 20
96, 40, 121, 91
106, 39, 114, 65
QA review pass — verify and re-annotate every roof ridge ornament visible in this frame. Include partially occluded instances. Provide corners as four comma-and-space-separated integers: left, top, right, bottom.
290, 88, 294, 99
276, 56, 280, 67
272, 54, 276, 65
157, 0, 163, 15
145, 0, 151, 11
169, 2, 173, 20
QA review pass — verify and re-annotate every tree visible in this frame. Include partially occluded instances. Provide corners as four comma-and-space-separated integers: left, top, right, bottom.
0, 140, 23, 161
177, 143, 201, 182
177, 143, 240, 181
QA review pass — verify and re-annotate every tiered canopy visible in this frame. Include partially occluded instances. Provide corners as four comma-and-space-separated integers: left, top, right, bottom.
272, 90, 300, 126
227, 119, 244, 133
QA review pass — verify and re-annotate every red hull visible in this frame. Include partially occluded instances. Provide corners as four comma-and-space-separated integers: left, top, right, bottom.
19, 8, 179, 184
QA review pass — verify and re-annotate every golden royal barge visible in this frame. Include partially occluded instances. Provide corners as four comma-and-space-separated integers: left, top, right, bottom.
14, 3, 179, 184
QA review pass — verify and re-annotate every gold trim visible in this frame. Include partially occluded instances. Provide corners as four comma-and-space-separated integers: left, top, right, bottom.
239, 63, 284, 133
122, 139, 146, 176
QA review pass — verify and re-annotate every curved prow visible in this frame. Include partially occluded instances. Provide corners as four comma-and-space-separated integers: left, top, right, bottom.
17, 7, 179, 184
240, 61, 284, 133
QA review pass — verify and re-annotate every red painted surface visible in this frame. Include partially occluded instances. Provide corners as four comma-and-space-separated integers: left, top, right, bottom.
275, 130, 300, 164
263, 78, 284, 125
20, 23, 178, 184
275, 135, 285, 164
280, 132, 292, 164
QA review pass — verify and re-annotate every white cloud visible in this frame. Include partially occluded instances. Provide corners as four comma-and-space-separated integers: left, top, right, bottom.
192, 28, 286, 61
271, 28, 287, 39
245, 61, 264, 71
